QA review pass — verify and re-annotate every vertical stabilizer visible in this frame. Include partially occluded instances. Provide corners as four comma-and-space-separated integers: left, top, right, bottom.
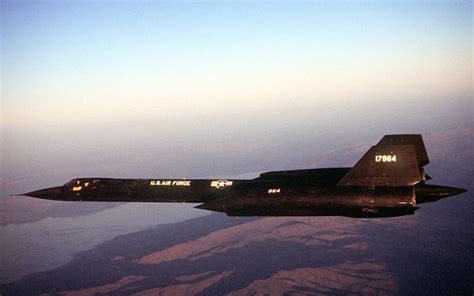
338, 135, 427, 187
377, 134, 429, 167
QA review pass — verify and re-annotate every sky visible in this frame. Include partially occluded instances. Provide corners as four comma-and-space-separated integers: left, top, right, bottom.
1, 1, 472, 195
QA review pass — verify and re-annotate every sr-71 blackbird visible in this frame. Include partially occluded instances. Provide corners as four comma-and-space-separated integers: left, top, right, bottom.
24, 135, 466, 218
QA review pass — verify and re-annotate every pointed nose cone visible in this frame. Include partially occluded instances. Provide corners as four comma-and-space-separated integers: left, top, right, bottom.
23, 186, 62, 200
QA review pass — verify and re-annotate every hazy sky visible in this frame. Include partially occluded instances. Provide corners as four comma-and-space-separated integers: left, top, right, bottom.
1, 1, 472, 194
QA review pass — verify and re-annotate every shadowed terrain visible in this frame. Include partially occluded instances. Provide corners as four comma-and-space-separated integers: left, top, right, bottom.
2, 197, 472, 295
1, 214, 399, 295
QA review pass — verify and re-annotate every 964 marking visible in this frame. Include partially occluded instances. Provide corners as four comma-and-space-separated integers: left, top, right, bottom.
375, 155, 397, 162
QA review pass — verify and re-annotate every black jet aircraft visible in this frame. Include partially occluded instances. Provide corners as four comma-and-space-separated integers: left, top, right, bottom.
24, 135, 466, 218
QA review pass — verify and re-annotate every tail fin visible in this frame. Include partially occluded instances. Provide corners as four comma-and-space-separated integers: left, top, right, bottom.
376, 134, 429, 167
338, 134, 427, 187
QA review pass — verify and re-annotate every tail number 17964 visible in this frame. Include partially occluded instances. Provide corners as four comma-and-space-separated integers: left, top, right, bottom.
375, 155, 397, 162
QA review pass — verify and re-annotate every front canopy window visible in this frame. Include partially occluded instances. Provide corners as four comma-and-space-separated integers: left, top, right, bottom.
65, 179, 80, 186
64, 179, 83, 191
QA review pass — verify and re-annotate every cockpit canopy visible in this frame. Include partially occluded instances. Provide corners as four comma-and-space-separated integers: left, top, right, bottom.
64, 178, 101, 191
